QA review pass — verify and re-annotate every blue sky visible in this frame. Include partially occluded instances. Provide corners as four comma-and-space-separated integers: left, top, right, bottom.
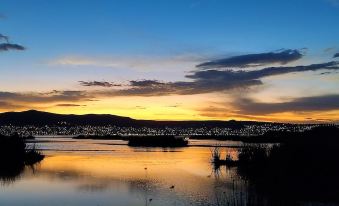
1, 0, 339, 122
2, 0, 339, 56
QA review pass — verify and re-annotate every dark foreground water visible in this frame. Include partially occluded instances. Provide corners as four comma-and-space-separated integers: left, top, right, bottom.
0, 137, 336, 206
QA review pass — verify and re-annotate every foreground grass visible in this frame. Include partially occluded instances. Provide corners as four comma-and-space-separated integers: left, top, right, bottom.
212, 126, 339, 204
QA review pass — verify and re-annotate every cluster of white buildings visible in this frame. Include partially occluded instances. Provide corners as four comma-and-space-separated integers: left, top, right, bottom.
0, 123, 334, 137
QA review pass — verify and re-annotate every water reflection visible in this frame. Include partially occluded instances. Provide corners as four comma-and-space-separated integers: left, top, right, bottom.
1, 138, 244, 206
0, 136, 43, 185
0, 162, 28, 184
2, 138, 336, 205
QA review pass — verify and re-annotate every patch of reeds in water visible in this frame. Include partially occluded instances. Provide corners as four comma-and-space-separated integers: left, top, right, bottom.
211, 126, 339, 204
0, 133, 44, 182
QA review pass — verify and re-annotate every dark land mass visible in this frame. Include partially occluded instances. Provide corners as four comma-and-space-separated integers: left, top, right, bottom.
0, 110, 275, 128
0, 110, 136, 126
1, 110, 327, 143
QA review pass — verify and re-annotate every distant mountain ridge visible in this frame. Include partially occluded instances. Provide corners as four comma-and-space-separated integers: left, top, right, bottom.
0, 110, 135, 126
0, 110, 251, 128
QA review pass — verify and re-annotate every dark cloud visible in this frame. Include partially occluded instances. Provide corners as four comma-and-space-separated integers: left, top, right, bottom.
0, 24, 26, 52
189, 61, 339, 81
127, 79, 259, 96
111, 82, 180, 96
0, 43, 25, 51
79, 81, 121, 87
198, 94, 339, 120
235, 94, 339, 115
196, 49, 303, 69
98, 61, 339, 97
129, 80, 165, 87
334, 53, 339, 58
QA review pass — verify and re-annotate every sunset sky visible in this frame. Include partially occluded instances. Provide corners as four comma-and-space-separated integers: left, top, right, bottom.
1, 0, 339, 122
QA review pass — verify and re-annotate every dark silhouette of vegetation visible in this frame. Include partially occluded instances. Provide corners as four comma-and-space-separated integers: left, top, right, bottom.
0, 133, 44, 182
213, 126, 339, 204
211, 147, 238, 168
74, 134, 189, 147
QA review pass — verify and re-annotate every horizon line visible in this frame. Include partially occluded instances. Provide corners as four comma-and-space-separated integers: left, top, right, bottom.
0, 109, 337, 125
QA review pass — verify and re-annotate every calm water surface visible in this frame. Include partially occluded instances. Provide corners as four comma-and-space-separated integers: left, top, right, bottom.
0, 138, 245, 206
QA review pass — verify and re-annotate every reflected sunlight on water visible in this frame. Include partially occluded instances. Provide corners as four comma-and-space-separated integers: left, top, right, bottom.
0, 138, 242, 206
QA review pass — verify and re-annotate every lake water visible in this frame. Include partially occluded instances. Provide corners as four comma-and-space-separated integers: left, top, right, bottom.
0, 138, 247, 206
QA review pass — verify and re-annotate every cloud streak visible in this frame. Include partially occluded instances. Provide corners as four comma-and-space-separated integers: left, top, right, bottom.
0, 90, 93, 104
0, 90, 94, 111
79, 81, 121, 87
8, 60, 333, 106
51, 54, 204, 71
197, 94, 339, 121
0, 101, 22, 109
196, 49, 303, 69
0, 43, 25, 51
100, 61, 339, 97
190, 61, 339, 81
334, 53, 339, 58
55, 104, 86, 107
234, 94, 339, 115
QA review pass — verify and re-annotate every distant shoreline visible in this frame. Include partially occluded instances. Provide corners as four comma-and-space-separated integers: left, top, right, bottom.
24, 125, 337, 144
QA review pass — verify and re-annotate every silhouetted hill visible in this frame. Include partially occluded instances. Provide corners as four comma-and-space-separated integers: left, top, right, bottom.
0, 110, 251, 128
0, 110, 135, 126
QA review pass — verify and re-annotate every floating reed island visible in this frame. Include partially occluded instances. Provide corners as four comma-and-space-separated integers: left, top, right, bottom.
73, 134, 190, 147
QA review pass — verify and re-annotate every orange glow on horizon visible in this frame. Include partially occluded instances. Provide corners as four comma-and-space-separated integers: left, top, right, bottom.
0, 93, 338, 123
